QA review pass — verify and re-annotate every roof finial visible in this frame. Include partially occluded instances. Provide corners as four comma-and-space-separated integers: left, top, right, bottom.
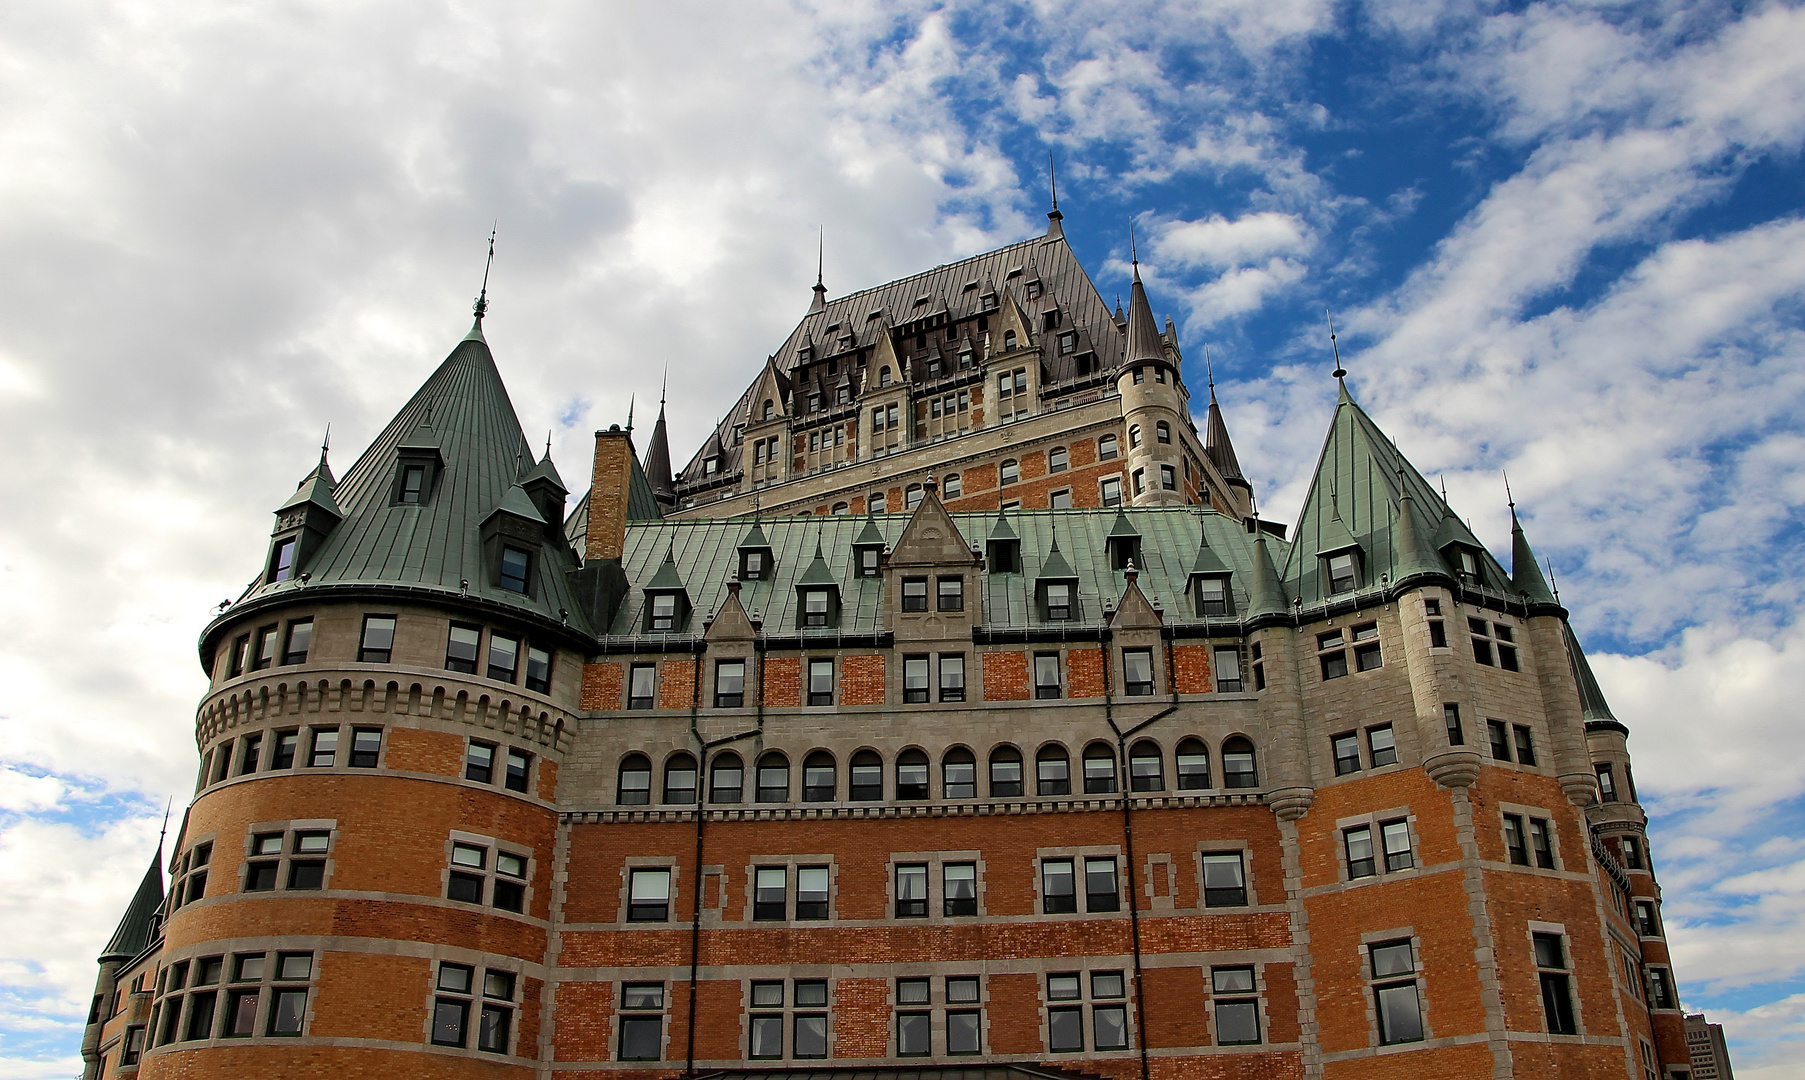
1327, 308, 1346, 382
158, 797, 171, 857
1547, 558, 1560, 602
1049, 152, 1059, 213
544, 429, 552, 459
320, 423, 331, 466
627, 394, 635, 433
1503, 470, 1515, 512
1205, 344, 1216, 395
809, 228, 828, 313
474, 223, 496, 320
660, 363, 668, 409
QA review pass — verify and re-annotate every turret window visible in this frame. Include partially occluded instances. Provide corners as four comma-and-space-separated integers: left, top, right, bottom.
1133, 367, 1146, 385
282, 619, 312, 665
250, 625, 278, 671
446, 624, 481, 674
269, 539, 297, 583
1156, 421, 1171, 443
487, 633, 519, 682
499, 546, 531, 594
359, 615, 396, 663
1128, 425, 1141, 448
525, 646, 552, 693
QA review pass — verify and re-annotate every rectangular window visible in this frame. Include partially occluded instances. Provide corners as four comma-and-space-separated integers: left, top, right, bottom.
251, 624, 278, 671
1596, 763, 1618, 801
1346, 825, 1376, 878
896, 863, 928, 917
1368, 725, 1398, 767
1445, 703, 1464, 745
308, 727, 338, 768
1212, 966, 1261, 1045
1371, 940, 1424, 1044
1383, 819, 1414, 871
359, 615, 396, 663
628, 868, 672, 922
754, 867, 787, 920
628, 664, 656, 710
937, 576, 964, 611
1635, 900, 1660, 937
486, 632, 519, 682
270, 538, 297, 582
505, 748, 532, 793
1201, 852, 1247, 906
499, 546, 531, 594
1534, 933, 1577, 1034
938, 653, 965, 702
349, 728, 381, 769
1429, 618, 1448, 648
1504, 814, 1530, 865
445, 623, 481, 674
1034, 653, 1062, 699
1529, 818, 1556, 869
1333, 733, 1361, 775
227, 634, 249, 678
466, 741, 495, 783
649, 593, 677, 631
1196, 575, 1230, 615
902, 578, 928, 611
1084, 856, 1119, 912
1513, 724, 1538, 766
1041, 858, 1076, 914
238, 733, 263, 775
795, 866, 829, 920
1489, 719, 1513, 761
714, 659, 745, 708
1123, 649, 1154, 696
903, 655, 930, 703
1045, 582, 1072, 621
618, 983, 664, 1060
271, 730, 298, 770
944, 863, 977, 916
1319, 629, 1348, 680
1100, 476, 1122, 506
1214, 646, 1242, 692
282, 619, 312, 665
1621, 836, 1644, 869
807, 659, 834, 706
803, 589, 832, 627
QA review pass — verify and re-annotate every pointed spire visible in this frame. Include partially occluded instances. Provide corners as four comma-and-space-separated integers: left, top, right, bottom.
1046, 154, 1064, 239
1326, 308, 1350, 400
810, 229, 828, 313
1123, 228, 1167, 367
1564, 623, 1618, 724
1392, 469, 1443, 584
1245, 520, 1289, 621
642, 388, 675, 509
1202, 346, 1245, 483
467, 224, 497, 342
1509, 496, 1559, 608
99, 846, 166, 962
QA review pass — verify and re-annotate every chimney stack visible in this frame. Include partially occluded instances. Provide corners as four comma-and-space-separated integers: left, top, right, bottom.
587, 426, 632, 562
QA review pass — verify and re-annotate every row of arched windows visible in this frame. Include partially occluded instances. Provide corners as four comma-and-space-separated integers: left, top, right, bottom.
616, 737, 1259, 805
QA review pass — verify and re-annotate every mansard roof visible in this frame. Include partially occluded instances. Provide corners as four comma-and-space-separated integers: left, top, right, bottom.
677, 230, 1123, 485
215, 321, 591, 643
600, 508, 1284, 638
1282, 382, 1510, 603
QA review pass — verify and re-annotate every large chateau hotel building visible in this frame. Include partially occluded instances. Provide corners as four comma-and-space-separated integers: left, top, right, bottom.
82, 206, 1701, 1079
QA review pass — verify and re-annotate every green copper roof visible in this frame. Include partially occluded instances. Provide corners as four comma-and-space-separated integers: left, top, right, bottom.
276, 453, 343, 518
986, 511, 1019, 542
229, 327, 588, 633
1106, 510, 1141, 539
1245, 530, 1289, 620
1282, 384, 1509, 602
739, 521, 772, 549
1190, 528, 1231, 576
523, 450, 567, 494
1511, 509, 1559, 607
601, 508, 1286, 637
645, 549, 687, 591
1565, 623, 1619, 724
853, 515, 886, 547
797, 540, 838, 586
99, 849, 164, 963
1036, 535, 1078, 581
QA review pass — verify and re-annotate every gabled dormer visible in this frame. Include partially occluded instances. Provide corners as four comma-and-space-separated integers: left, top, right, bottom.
795, 539, 841, 630
642, 548, 692, 633
521, 450, 569, 544
266, 451, 343, 584
1105, 511, 1142, 571
481, 483, 546, 596
393, 416, 444, 506
884, 479, 978, 640
852, 514, 886, 579
1433, 516, 1487, 586
1189, 526, 1234, 617
1035, 536, 1081, 622
1316, 498, 1364, 595
985, 511, 1020, 573
737, 521, 775, 582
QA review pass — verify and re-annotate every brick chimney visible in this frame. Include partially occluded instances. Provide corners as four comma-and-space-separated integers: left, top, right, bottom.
587, 426, 632, 562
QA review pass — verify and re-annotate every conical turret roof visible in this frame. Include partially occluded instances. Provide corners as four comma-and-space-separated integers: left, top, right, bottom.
642, 401, 675, 506
1245, 527, 1289, 621
277, 451, 343, 518
1511, 509, 1560, 608
1565, 623, 1619, 725
214, 325, 591, 640
1203, 384, 1244, 482
99, 849, 164, 963
1037, 534, 1078, 581
1123, 264, 1167, 367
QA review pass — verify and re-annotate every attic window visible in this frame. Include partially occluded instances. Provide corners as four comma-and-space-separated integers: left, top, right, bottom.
500, 546, 532, 594
867, 310, 883, 320
762, 400, 774, 421
269, 538, 297, 583
1325, 550, 1361, 595
798, 347, 811, 362
914, 295, 931, 307
1059, 332, 1076, 354
962, 280, 978, 291
1449, 546, 1482, 585
1195, 575, 1232, 617
391, 450, 441, 506
1045, 583, 1073, 621
802, 589, 833, 628
1006, 267, 1022, 278
704, 457, 720, 475
981, 293, 998, 312
400, 465, 427, 503
1026, 281, 1042, 299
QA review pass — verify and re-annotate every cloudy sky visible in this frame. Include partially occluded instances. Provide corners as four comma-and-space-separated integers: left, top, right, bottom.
2, 0, 1803, 1075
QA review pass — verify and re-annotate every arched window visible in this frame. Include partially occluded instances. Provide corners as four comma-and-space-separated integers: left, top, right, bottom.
618, 754, 651, 805
1129, 425, 1142, 449
710, 752, 744, 803
1156, 421, 1171, 444
1004, 330, 1017, 349
880, 366, 892, 386
803, 751, 836, 802
831, 502, 849, 515
663, 753, 697, 804
870, 492, 887, 514
1129, 740, 1165, 792
905, 484, 924, 510
1049, 446, 1068, 472
850, 750, 883, 801
896, 749, 931, 800
756, 752, 790, 802
943, 747, 976, 799
1036, 744, 1071, 796
1099, 434, 1119, 460
1223, 737, 1258, 789
1001, 459, 1019, 485
989, 745, 1023, 798
762, 399, 774, 420
1082, 743, 1118, 794
943, 473, 962, 498
1175, 738, 1211, 790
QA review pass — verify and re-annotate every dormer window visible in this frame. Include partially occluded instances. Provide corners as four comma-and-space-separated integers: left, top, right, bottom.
1003, 330, 1017, 349
1108, 536, 1140, 571
879, 366, 892, 386
858, 547, 881, 577
704, 457, 720, 475
500, 546, 532, 594
1446, 545, 1483, 585
400, 465, 427, 504
798, 347, 811, 362
927, 359, 941, 378
391, 450, 441, 506
988, 538, 1020, 573
1194, 575, 1233, 617
1058, 331, 1076, 354
1046, 583, 1073, 621
269, 538, 297, 583
809, 393, 822, 412
762, 400, 774, 421
959, 350, 973, 368
1325, 550, 1361, 595
1026, 281, 1041, 299
803, 589, 832, 628
650, 595, 677, 631
742, 550, 765, 579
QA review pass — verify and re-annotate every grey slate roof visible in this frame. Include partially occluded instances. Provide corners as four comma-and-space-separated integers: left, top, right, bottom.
99, 849, 164, 962
603, 508, 1287, 639
227, 320, 589, 634
678, 231, 1127, 485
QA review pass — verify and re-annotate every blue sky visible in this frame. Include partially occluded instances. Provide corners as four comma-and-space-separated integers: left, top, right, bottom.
1, 1, 1803, 1075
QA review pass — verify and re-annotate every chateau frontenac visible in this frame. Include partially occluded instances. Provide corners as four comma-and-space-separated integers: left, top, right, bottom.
82, 205, 1694, 1080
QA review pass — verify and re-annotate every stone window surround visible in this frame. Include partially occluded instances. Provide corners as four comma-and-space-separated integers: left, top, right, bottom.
421, 954, 526, 1060
885, 849, 987, 921
1497, 800, 1564, 872
238, 818, 339, 894
617, 856, 682, 924
171, 831, 219, 910
1332, 806, 1422, 887
1032, 845, 1125, 917
1524, 920, 1586, 1038
1357, 926, 1434, 1051
740, 976, 836, 1062
444, 828, 536, 920
1202, 957, 1273, 1049
1193, 840, 1258, 910
735, 855, 838, 924
1035, 958, 1137, 1057
613, 979, 672, 1064
145, 942, 321, 1054
886, 971, 988, 1060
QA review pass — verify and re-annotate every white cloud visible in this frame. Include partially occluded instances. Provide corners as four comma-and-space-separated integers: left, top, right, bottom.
1155, 211, 1311, 267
